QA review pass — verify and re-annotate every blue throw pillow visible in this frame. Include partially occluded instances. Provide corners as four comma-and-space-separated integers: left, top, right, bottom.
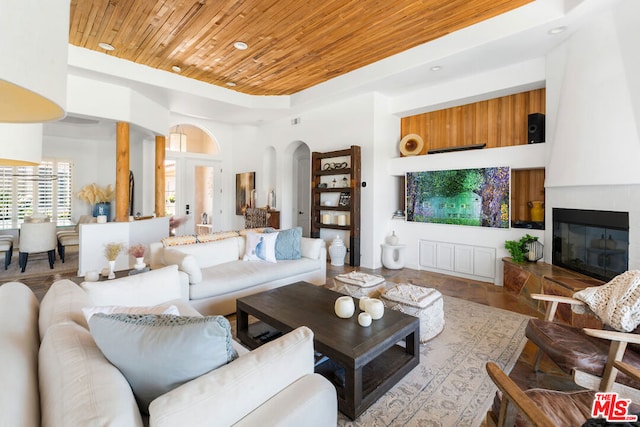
271, 226, 302, 260
89, 313, 238, 414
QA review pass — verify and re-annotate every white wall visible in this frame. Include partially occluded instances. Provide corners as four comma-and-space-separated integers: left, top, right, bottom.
257, 94, 379, 266
544, 0, 640, 270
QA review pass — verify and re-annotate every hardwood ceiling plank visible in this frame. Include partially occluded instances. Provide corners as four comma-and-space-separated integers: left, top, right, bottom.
67, 0, 532, 95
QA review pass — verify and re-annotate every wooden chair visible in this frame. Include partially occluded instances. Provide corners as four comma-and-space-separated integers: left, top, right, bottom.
486, 322, 640, 427
244, 207, 269, 229
526, 293, 640, 403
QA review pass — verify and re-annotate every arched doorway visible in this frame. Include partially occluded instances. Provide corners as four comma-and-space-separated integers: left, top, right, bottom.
292, 143, 311, 236
165, 124, 222, 235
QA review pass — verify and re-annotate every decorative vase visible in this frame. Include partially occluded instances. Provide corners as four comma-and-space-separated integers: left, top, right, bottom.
358, 296, 370, 311
365, 298, 385, 320
134, 257, 145, 270
329, 235, 347, 266
358, 312, 372, 327
386, 231, 399, 246
93, 202, 111, 222
528, 201, 544, 222
334, 296, 355, 319
107, 260, 116, 279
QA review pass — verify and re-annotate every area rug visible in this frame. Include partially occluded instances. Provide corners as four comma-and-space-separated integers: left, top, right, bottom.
336, 295, 530, 427
231, 294, 529, 427
0, 248, 78, 282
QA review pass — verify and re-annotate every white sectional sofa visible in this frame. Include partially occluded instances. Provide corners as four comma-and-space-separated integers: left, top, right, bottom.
149, 229, 327, 315
0, 267, 337, 427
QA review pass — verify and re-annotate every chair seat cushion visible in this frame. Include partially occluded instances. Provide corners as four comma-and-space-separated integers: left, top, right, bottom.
526, 319, 640, 389
492, 388, 596, 426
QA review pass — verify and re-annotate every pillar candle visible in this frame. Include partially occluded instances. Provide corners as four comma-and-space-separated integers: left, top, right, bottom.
322, 213, 331, 224
337, 214, 347, 226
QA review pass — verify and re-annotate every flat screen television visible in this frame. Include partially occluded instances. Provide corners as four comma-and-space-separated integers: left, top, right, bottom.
406, 166, 510, 228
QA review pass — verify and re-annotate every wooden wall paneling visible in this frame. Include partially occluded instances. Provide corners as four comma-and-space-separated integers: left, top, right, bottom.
511, 168, 545, 222
400, 88, 546, 153
155, 136, 166, 218
115, 122, 130, 222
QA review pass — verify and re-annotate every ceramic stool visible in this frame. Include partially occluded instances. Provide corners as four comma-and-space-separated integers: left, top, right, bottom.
329, 271, 386, 298
0, 235, 14, 270
381, 283, 444, 342
381, 243, 406, 269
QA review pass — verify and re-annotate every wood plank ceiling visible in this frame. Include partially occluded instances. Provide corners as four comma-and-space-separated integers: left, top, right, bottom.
69, 0, 532, 96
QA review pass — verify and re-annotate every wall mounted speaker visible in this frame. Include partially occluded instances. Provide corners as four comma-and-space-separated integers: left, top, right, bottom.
528, 113, 545, 144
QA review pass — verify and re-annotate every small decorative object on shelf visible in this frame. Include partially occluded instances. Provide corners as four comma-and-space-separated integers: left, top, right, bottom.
526, 240, 544, 262
528, 200, 544, 222
128, 244, 146, 270
329, 235, 347, 266
104, 242, 125, 279
334, 296, 355, 318
386, 231, 399, 245
338, 192, 350, 207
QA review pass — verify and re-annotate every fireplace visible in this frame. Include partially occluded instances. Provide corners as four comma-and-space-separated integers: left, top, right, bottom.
552, 208, 629, 281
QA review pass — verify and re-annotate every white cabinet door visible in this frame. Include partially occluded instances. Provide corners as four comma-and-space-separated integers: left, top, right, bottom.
436, 242, 455, 271
454, 244, 474, 274
419, 240, 437, 268
473, 246, 496, 278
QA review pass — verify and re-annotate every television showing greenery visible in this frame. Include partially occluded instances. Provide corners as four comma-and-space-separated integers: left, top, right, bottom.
406, 167, 510, 228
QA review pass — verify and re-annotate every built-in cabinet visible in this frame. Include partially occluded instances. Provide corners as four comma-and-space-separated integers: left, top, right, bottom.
419, 240, 496, 282
311, 146, 361, 266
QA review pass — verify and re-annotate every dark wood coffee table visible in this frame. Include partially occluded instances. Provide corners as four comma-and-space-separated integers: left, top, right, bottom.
236, 281, 420, 420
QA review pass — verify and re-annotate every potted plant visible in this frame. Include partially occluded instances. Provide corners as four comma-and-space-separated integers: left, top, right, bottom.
104, 242, 125, 279
504, 234, 539, 263
129, 244, 146, 270
77, 183, 115, 220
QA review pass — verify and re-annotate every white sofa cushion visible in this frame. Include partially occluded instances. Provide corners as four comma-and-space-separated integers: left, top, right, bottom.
39, 322, 144, 427
167, 237, 240, 268
190, 258, 321, 300
81, 265, 183, 307
89, 313, 238, 414
0, 282, 40, 427
163, 249, 202, 283
148, 326, 315, 427
301, 237, 323, 260
39, 279, 93, 339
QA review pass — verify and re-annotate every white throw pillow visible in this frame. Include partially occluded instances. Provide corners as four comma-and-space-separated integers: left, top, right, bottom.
243, 231, 278, 263
82, 304, 179, 323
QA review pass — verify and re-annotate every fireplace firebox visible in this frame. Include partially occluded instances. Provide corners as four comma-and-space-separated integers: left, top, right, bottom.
553, 208, 629, 281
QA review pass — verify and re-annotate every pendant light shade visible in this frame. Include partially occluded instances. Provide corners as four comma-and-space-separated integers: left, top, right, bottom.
0, 123, 43, 166
0, 0, 70, 123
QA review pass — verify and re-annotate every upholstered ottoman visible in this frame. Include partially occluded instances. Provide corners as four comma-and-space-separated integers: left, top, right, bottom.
329, 271, 386, 298
381, 283, 444, 343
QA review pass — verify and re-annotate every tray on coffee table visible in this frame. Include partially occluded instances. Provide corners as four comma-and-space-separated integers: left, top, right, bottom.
236, 281, 420, 420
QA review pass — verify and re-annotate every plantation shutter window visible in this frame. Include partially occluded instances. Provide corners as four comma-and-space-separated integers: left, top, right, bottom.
0, 159, 73, 227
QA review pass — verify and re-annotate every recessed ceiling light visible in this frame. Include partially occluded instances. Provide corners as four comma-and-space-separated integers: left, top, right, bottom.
430, 65, 443, 71
233, 41, 248, 50
226, 82, 237, 87
171, 65, 182, 72
548, 26, 567, 35
98, 42, 115, 51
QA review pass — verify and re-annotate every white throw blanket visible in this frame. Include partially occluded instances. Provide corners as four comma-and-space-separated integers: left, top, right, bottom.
335, 271, 385, 288
573, 270, 640, 332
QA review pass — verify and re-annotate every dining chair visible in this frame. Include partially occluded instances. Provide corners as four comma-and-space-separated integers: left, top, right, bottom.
19, 222, 56, 272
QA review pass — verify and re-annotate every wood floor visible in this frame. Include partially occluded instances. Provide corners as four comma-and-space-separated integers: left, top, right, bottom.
15, 262, 583, 393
